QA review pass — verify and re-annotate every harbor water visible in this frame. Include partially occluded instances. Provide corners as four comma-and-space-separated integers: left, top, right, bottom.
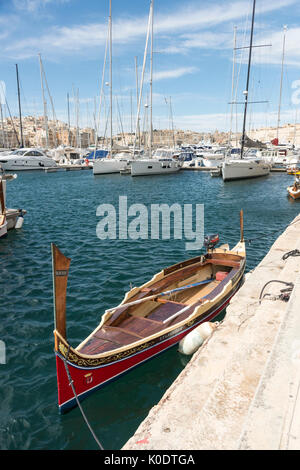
0, 168, 299, 450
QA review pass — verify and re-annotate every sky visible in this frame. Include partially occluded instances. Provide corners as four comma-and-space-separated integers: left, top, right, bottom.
1, 0, 300, 135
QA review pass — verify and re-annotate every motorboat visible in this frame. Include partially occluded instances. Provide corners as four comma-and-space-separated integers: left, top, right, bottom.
47, 147, 93, 167
252, 147, 299, 168
180, 151, 202, 168
0, 148, 57, 171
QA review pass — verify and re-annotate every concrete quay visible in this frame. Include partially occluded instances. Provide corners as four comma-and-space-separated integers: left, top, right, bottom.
123, 214, 300, 450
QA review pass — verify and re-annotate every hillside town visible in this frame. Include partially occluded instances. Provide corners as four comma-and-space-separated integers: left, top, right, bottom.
2, 114, 300, 151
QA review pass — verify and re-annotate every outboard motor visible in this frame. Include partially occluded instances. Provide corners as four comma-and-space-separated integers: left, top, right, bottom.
204, 233, 219, 251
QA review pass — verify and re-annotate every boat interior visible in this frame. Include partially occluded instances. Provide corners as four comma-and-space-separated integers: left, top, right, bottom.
76, 252, 243, 356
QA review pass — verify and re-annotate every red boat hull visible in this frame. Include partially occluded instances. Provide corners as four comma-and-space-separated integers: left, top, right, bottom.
56, 288, 238, 413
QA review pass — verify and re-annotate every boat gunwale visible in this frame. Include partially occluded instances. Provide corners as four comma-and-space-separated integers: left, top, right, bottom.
55, 247, 245, 363
54, 266, 244, 368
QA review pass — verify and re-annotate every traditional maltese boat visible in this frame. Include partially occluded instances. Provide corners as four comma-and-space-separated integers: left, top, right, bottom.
52, 212, 246, 413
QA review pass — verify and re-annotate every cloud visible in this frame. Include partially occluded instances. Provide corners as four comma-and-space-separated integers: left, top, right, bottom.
3, 0, 297, 60
170, 107, 298, 132
153, 67, 198, 81
13, 0, 69, 13
252, 27, 300, 67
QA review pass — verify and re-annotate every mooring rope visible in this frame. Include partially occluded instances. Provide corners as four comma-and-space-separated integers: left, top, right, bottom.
282, 249, 300, 260
258, 280, 294, 304
63, 346, 104, 450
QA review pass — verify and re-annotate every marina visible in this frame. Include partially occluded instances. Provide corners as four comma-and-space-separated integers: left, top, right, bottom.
1, 168, 300, 450
1, 0, 300, 454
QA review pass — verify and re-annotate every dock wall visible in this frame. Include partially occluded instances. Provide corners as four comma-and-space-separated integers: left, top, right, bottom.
123, 214, 300, 450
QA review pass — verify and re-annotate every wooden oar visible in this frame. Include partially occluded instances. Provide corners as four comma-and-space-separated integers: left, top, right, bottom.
105, 278, 213, 314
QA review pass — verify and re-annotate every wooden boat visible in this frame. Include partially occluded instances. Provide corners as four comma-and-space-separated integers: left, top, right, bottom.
52, 211, 246, 413
0, 177, 7, 239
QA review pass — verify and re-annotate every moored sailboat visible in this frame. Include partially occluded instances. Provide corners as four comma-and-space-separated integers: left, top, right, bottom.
222, 0, 270, 182
129, 2, 181, 177
52, 211, 246, 413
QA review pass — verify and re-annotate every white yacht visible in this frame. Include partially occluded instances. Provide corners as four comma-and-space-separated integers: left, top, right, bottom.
93, 152, 133, 175
179, 150, 198, 168
222, 158, 270, 181
0, 148, 57, 171
48, 146, 89, 166
250, 147, 295, 167
130, 149, 181, 176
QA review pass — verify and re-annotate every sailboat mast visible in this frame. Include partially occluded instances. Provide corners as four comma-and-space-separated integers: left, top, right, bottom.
135, 56, 140, 148
15, 64, 24, 148
169, 96, 175, 149
38, 53, 49, 148
67, 93, 71, 145
240, 0, 256, 159
0, 103, 5, 149
109, 0, 113, 155
229, 26, 237, 146
133, 2, 152, 156
149, 0, 153, 157
76, 88, 80, 148
276, 25, 287, 142
93, 22, 109, 159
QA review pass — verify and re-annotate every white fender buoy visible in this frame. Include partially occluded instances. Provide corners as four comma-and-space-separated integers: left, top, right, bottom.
15, 216, 24, 229
178, 322, 218, 355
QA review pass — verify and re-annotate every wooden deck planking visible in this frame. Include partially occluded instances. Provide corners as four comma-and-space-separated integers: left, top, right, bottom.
120, 316, 163, 337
